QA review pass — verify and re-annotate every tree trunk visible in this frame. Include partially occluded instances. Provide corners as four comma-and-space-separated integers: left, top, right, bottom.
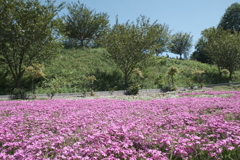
32, 78, 35, 95
14, 72, 24, 89
219, 72, 222, 83
124, 73, 129, 89
179, 54, 182, 60
171, 75, 174, 85
15, 77, 21, 89
80, 39, 84, 47
229, 72, 233, 82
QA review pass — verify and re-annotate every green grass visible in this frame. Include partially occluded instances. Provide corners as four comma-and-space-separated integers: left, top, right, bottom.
212, 85, 240, 91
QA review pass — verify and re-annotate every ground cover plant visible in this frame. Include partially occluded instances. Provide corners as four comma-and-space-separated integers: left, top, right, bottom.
0, 91, 240, 159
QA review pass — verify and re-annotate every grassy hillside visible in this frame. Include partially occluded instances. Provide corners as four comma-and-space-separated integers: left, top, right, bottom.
36, 48, 124, 94
34, 48, 240, 94
1, 47, 239, 95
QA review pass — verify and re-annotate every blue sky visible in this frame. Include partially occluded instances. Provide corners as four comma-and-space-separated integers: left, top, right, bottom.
54, 0, 238, 56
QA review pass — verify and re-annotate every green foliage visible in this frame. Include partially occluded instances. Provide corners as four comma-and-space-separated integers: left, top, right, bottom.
63, 1, 110, 47
25, 63, 45, 97
94, 69, 124, 91
86, 75, 97, 96
192, 2, 240, 66
166, 66, 179, 76
101, 15, 170, 87
35, 48, 119, 94
192, 69, 205, 88
168, 32, 193, 59
132, 68, 144, 78
160, 66, 179, 91
155, 26, 171, 56
232, 71, 240, 83
126, 83, 140, 95
26, 49, 240, 95
190, 37, 213, 64
43, 78, 61, 99
166, 66, 179, 85
155, 74, 165, 89
218, 2, 240, 32
201, 27, 240, 78
221, 69, 230, 75
185, 77, 195, 90
11, 88, 28, 99
156, 58, 223, 87
0, 0, 64, 89
0, 66, 12, 94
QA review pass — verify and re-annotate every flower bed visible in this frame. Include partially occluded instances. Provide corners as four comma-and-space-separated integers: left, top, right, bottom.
0, 91, 240, 159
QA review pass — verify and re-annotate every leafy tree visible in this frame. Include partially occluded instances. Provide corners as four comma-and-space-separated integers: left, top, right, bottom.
155, 25, 171, 56
168, 32, 193, 59
64, 1, 110, 47
190, 37, 213, 64
218, 3, 240, 32
201, 27, 240, 79
102, 15, 170, 87
0, 0, 64, 89
192, 2, 240, 63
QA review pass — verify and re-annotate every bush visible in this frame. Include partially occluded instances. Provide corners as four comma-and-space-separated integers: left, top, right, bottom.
126, 83, 140, 95
43, 78, 61, 99
154, 74, 165, 88
10, 88, 28, 99
161, 84, 177, 92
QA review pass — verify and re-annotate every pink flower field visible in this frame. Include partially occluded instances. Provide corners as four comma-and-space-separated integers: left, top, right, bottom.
0, 91, 240, 160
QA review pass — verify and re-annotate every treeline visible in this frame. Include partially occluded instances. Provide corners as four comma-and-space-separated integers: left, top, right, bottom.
0, 0, 240, 97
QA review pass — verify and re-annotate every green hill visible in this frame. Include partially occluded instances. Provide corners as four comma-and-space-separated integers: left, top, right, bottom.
35, 48, 239, 94
1, 47, 239, 95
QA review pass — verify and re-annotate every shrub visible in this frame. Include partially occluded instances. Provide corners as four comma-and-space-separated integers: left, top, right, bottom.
86, 75, 97, 96
163, 66, 179, 91
10, 88, 28, 99
126, 83, 140, 95
221, 69, 230, 75
192, 69, 205, 88
161, 84, 178, 92
43, 78, 61, 99
155, 74, 164, 88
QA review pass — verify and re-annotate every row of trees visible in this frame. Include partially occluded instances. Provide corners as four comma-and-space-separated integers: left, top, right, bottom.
63, 1, 193, 87
63, 1, 193, 58
0, 0, 193, 90
0, 0, 239, 92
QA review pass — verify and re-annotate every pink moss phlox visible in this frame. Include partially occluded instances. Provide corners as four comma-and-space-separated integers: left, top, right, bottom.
0, 91, 239, 159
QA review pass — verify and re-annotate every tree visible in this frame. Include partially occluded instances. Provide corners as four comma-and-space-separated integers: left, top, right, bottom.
102, 15, 170, 87
218, 3, 240, 32
64, 1, 110, 47
168, 32, 193, 59
0, 0, 64, 89
190, 37, 213, 64
201, 27, 240, 79
155, 25, 171, 56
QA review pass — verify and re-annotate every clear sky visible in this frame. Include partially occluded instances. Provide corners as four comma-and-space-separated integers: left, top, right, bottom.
54, 0, 238, 56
